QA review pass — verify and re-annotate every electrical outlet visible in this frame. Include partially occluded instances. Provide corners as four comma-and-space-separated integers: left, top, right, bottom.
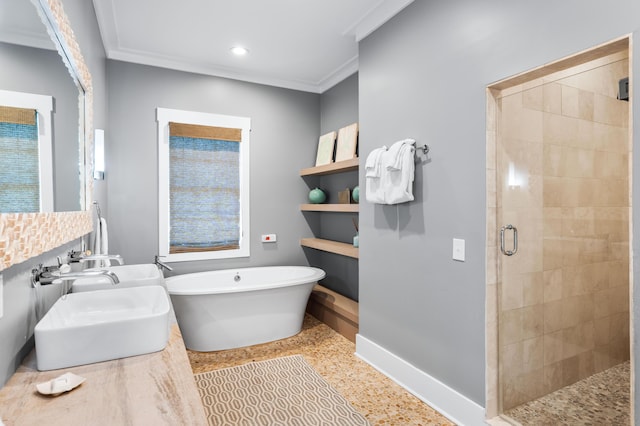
261, 234, 277, 243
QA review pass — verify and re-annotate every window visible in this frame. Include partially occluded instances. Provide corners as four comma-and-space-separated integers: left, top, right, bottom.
157, 108, 250, 262
0, 90, 53, 213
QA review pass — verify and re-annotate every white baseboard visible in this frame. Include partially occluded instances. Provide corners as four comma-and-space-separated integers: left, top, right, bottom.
355, 334, 486, 426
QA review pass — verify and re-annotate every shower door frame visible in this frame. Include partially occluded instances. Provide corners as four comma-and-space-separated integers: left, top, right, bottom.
485, 35, 634, 421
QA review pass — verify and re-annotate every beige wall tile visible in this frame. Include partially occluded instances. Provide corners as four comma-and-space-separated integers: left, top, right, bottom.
543, 176, 563, 207
523, 85, 543, 111
501, 277, 523, 311
543, 207, 563, 237
543, 237, 563, 271
543, 269, 563, 302
543, 113, 579, 146
578, 90, 594, 121
594, 317, 611, 347
563, 147, 596, 178
523, 336, 544, 374
594, 93, 627, 127
593, 345, 611, 373
500, 308, 523, 345
562, 207, 595, 238
562, 355, 580, 384
595, 151, 627, 179
577, 348, 595, 381
523, 272, 544, 306
543, 361, 564, 394
594, 122, 629, 153
543, 83, 562, 114
576, 119, 596, 150
608, 260, 629, 288
520, 369, 545, 401
561, 85, 580, 118
543, 143, 563, 177
522, 304, 544, 339
543, 300, 563, 334
544, 330, 564, 366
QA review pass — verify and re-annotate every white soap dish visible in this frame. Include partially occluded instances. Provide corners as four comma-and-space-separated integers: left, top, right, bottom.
36, 372, 86, 396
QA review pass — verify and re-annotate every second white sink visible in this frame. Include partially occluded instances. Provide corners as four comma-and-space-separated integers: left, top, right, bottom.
71, 264, 164, 292
35, 285, 170, 371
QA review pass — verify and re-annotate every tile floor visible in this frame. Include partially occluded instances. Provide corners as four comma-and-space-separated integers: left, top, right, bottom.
504, 361, 629, 425
187, 314, 454, 425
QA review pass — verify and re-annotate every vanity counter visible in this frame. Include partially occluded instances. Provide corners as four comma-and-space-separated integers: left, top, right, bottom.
0, 324, 208, 426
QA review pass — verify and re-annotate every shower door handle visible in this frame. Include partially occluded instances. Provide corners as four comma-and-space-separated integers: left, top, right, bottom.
500, 224, 518, 256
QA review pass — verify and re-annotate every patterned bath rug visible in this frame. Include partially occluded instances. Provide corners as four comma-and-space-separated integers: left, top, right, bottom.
194, 354, 370, 426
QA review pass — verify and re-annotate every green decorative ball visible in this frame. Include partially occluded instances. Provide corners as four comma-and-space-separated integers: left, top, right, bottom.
309, 188, 326, 204
352, 186, 360, 203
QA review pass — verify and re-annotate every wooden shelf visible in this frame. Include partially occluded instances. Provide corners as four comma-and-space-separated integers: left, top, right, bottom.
300, 238, 358, 259
300, 158, 359, 177
300, 203, 359, 213
306, 285, 358, 342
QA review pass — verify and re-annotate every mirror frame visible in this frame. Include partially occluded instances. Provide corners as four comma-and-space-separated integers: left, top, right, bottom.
0, 0, 93, 271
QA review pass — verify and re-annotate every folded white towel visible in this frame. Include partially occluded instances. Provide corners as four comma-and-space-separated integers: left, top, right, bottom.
365, 146, 387, 177
366, 173, 386, 204
366, 141, 416, 205
385, 139, 415, 170
384, 144, 415, 204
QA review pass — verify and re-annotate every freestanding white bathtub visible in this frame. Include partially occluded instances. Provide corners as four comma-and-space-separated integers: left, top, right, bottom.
166, 266, 326, 351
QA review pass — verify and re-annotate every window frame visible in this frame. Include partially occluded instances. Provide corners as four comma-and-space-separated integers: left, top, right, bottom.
157, 107, 250, 262
0, 89, 54, 212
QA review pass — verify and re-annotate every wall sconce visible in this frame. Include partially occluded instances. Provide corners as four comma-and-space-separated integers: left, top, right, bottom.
94, 128, 105, 180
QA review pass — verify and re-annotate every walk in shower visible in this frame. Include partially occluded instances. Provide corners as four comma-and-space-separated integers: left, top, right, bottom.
486, 38, 631, 424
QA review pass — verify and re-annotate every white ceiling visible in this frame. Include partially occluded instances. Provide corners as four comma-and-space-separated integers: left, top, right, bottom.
92, 0, 414, 93
1, 0, 413, 93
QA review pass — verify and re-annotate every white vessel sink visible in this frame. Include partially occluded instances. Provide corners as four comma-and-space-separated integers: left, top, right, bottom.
71, 264, 164, 292
35, 286, 170, 371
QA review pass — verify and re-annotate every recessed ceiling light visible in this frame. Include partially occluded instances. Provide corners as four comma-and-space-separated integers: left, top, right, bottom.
230, 46, 249, 56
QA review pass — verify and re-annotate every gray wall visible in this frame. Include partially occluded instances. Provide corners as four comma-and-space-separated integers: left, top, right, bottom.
0, 0, 107, 387
310, 73, 359, 300
105, 60, 320, 272
358, 0, 640, 409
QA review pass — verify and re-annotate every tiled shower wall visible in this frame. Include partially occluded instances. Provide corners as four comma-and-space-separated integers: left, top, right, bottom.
497, 53, 630, 411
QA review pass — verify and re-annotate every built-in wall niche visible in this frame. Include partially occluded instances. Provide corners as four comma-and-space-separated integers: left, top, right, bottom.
0, 0, 93, 270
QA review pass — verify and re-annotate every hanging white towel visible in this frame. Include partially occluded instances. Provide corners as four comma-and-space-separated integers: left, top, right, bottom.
383, 142, 415, 204
386, 139, 415, 170
91, 217, 109, 268
366, 139, 416, 205
365, 146, 387, 203
364, 146, 386, 177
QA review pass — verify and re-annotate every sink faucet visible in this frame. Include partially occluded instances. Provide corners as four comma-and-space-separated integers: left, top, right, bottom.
65, 250, 125, 266
31, 264, 120, 287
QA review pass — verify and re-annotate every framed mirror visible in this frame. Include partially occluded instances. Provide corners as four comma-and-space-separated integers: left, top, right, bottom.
0, 0, 93, 270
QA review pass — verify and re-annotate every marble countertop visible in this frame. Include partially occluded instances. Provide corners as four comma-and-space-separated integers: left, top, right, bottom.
0, 324, 208, 426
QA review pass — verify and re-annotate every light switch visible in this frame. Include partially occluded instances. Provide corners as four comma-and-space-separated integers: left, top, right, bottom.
453, 238, 465, 262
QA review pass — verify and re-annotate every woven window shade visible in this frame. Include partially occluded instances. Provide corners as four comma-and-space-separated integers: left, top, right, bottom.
169, 122, 241, 142
0, 106, 39, 213
169, 122, 242, 254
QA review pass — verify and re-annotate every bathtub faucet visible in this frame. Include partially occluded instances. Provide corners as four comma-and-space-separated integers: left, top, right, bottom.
154, 255, 174, 272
